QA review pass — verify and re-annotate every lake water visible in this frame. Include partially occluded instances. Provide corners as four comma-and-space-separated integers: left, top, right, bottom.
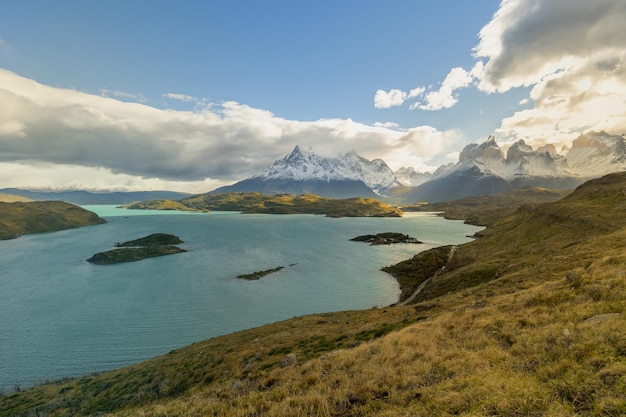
0, 207, 481, 392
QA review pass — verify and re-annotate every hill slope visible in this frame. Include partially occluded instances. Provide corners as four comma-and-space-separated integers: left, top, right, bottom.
0, 201, 106, 240
126, 192, 403, 218
2, 173, 625, 416
403, 187, 572, 226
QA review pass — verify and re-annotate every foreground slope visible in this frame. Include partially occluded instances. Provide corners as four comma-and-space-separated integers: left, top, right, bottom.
0, 201, 106, 240
2, 173, 625, 416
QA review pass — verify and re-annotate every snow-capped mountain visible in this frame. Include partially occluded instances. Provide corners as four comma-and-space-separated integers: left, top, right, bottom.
211, 146, 401, 199
258, 146, 400, 193
404, 136, 584, 203
210, 131, 626, 203
565, 131, 626, 179
393, 167, 432, 187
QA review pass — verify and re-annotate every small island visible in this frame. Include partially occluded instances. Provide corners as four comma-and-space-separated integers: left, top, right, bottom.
236, 266, 285, 280
350, 232, 422, 245
87, 233, 186, 265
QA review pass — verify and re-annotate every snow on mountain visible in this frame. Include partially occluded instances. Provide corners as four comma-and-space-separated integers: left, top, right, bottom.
403, 135, 585, 203
211, 131, 626, 203
565, 131, 626, 179
253, 145, 400, 194
437, 136, 579, 182
393, 167, 432, 187
453, 135, 506, 177
505, 139, 577, 180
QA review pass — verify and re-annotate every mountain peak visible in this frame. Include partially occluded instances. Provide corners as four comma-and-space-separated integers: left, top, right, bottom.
235, 147, 401, 196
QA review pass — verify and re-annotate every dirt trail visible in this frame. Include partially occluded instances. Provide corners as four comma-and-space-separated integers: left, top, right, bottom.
396, 246, 456, 306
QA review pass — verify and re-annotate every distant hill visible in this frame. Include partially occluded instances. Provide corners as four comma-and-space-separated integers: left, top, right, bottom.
0, 201, 106, 240
403, 187, 572, 226
0, 193, 32, 202
126, 192, 403, 218
0, 188, 192, 205
4, 172, 625, 417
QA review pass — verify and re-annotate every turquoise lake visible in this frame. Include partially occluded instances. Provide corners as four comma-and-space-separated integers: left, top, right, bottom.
0, 207, 482, 392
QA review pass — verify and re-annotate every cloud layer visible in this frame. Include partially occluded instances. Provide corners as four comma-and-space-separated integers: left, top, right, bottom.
376, 0, 626, 146
0, 69, 460, 191
476, 0, 626, 143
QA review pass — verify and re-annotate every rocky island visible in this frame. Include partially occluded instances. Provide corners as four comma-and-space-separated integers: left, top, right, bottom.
236, 263, 297, 280
236, 266, 285, 280
350, 232, 422, 245
87, 233, 186, 265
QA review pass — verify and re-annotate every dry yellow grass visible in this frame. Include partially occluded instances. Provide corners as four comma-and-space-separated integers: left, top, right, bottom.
107, 225, 625, 417
3, 173, 625, 416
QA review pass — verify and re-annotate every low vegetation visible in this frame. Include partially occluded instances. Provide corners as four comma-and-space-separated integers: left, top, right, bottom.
125, 192, 403, 217
87, 233, 186, 265
0, 201, 105, 240
403, 186, 572, 226
3, 173, 625, 416
0, 193, 32, 203
236, 266, 285, 280
350, 232, 422, 245
115, 233, 184, 247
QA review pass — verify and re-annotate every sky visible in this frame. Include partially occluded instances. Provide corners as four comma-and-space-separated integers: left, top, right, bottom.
1, 0, 625, 193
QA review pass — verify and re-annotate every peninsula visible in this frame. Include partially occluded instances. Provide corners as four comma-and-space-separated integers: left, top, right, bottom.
125, 192, 403, 218
0, 201, 106, 240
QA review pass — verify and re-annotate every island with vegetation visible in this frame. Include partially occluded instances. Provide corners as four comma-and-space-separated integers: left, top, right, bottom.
125, 192, 403, 218
4, 173, 626, 417
350, 232, 422, 245
237, 266, 285, 280
87, 233, 186, 265
0, 201, 106, 240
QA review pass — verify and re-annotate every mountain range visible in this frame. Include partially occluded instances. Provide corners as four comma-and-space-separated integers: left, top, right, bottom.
213, 131, 626, 202
211, 145, 401, 199
0, 189, 192, 205
3, 131, 625, 204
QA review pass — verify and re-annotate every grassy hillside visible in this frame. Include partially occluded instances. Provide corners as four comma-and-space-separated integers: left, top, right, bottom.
0, 201, 106, 240
2, 173, 625, 416
403, 187, 572, 226
0, 193, 32, 203
126, 192, 403, 217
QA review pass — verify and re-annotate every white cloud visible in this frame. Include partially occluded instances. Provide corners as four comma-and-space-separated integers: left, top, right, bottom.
101, 88, 147, 102
474, 0, 626, 93
0, 68, 459, 191
374, 89, 407, 109
408, 87, 425, 98
373, 121, 399, 128
411, 67, 474, 111
163, 93, 198, 102
374, 86, 426, 110
472, 0, 626, 145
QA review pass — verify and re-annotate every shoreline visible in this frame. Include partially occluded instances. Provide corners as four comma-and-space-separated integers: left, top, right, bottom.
1, 213, 480, 394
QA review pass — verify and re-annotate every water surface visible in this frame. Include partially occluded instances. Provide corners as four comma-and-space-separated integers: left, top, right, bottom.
0, 207, 481, 391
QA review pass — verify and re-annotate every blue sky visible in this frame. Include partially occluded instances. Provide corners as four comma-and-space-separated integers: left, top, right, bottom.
1, 0, 625, 192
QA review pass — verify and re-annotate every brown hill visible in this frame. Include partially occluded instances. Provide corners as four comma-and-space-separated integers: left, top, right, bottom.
0, 201, 106, 240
